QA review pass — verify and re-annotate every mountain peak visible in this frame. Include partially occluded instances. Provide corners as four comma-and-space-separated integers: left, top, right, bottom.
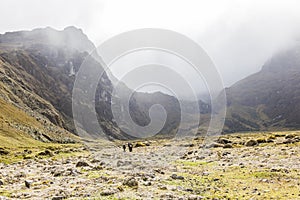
63, 26, 83, 33
0, 26, 95, 53
262, 45, 300, 72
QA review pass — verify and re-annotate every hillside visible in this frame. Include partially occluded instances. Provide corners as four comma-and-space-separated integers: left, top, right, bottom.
0, 27, 193, 141
0, 98, 76, 146
224, 44, 300, 132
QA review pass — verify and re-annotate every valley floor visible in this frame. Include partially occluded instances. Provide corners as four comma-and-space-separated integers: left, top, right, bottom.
0, 131, 300, 199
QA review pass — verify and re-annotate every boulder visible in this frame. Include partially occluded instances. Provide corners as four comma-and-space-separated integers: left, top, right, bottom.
25, 180, 33, 188
37, 150, 54, 157
245, 139, 258, 147
76, 161, 90, 167
135, 142, 146, 147
0, 148, 9, 155
171, 174, 184, 180
217, 138, 232, 144
206, 143, 224, 148
223, 144, 233, 148
123, 177, 138, 187
285, 134, 295, 139
283, 139, 296, 144
52, 196, 65, 200
100, 189, 118, 196
257, 138, 267, 144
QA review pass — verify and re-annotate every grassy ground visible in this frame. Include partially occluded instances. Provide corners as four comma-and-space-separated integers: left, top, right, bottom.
0, 98, 85, 164
1, 99, 299, 200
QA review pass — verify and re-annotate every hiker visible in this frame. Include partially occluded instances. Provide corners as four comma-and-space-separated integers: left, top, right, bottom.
128, 143, 133, 152
122, 144, 126, 152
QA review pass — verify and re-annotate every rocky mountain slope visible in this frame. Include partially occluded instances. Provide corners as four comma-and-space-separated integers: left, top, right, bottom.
224, 44, 300, 132
0, 27, 200, 141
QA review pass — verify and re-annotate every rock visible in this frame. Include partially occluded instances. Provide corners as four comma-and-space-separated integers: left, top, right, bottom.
53, 170, 64, 177
117, 185, 124, 192
93, 165, 104, 170
171, 174, 184, 180
185, 188, 193, 192
135, 142, 146, 147
90, 159, 105, 165
187, 151, 194, 155
275, 134, 285, 137
245, 139, 258, 147
222, 152, 231, 156
266, 139, 274, 143
181, 143, 195, 147
223, 144, 233, 148
23, 155, 33, 159
261, 179, 269, 183
143, 181, 152, 186
37, 150, 54, 157
294, 136, 300, 142
285, 134, 295, 139
188, 195, 204, 200
0, 148, 9, 155
144, 141, 151, 146
158, 185, 168, 190
217, 138, 232, 144
100, 189, 118, 196
271, 168, 289, 173
206, 143, 224, 148
52, 167, 80, 177
268, 135, 276, 140
141, 173, 155, 181
154, 169, 165, 174
76, 161, 90, 167
0, 196, 8, 200
65, 168, 80, 176
123, 177, 138, 187
202, 172, 210, 176
52, 196, 65, 200
257, 138, 267, 144
160, 193, 174, 198
25, 180, 33, 188
117, 160, 132, 167
283, 139, 296, 144
23, 149, 32, 154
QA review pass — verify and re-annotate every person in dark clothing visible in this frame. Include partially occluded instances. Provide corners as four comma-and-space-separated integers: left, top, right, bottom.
122, 144, 126, 152
128, 143, 133, 152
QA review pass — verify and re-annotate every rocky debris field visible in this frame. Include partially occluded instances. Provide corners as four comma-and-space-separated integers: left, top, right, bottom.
0, 131, 300, 199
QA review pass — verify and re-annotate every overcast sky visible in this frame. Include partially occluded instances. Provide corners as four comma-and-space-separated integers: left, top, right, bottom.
1, 0, 300, 91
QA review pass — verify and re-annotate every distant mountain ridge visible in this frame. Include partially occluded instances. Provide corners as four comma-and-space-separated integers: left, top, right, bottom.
224, 44, 300, 132
3, 26, 299, 140
0, 26, 95, 53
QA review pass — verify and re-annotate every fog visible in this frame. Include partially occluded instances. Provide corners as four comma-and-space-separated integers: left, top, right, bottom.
1, 0, 300, 94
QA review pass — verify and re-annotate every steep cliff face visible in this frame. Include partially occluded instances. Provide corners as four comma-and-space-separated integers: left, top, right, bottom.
0, 27, 122, 140
0, 27, 191, 140
224, 45, 300, 132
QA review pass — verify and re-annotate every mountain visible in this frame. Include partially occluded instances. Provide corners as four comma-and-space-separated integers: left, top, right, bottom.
224, 44, 300, 133
0, 27, 201, 141
0, 26, 95, 53
0, 26, 114, 140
